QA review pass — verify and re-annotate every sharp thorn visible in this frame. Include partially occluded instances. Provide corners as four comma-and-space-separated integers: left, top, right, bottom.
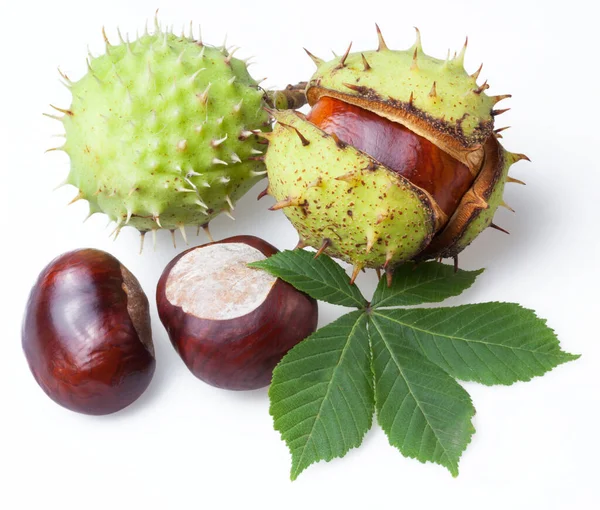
471, 63, 483, 80
57, 67, 72, 85
507, 176, 526, 185
361, 53, 371, 71
225, 195, 235, 211
314, 238, 331, 259
201, 223, 214, 242
376, 211, 389, 225
489, 222, 510, 234
453, 255, 459, 273
102, 26, 111, 47
50, 104, 73, 116
500, 200, 515, 213
385, 269, 393, 287
383, 252, 393, 269
510, 153, 531, 163
455, 37, 468, 66
269, 196, 300, 211
375, 24, 388, 51
350, 265, 362, 285
170, 230, 177, 249
307, 177, 323, 188
343, 82, 364, 92
179, 225, 188, 244
474, 80, 489, 94
376, 268, 382, 280
492, 108, 510, 116
68, 191, 84, 205
295, 239, 307, 250
139, 231, 146, 254
224, 47, 239, 65
429, 81, 437, 98
45, 146, 64, 153
223, 210, 235, 221
410, 48, 419, 71
413, 27, 423, 51
365, 232, 376, 254
492, 94, 512, 104
291, 126, 310, 146
335, 170, 359, 183
43, 113, 63, 121
197, 83, 212, 104
257, 186, 270, 200
337, 42, 352, 68
211, 134, 228, 148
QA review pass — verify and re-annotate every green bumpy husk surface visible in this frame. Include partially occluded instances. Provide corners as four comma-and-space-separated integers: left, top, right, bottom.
265, 28, 526, 271
58, 27, 269, 234
265, 110, 438, 269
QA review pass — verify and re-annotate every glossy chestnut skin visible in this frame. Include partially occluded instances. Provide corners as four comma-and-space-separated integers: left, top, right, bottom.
307, 96, 475, 217
157, 235, 318, 390
22, 249, 155, 415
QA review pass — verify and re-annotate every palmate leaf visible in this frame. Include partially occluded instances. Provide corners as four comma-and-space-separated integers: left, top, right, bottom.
249, 249, 367, 308
372, 304, 580, 386
372, 261, 483, 308
368, 313, 476, 476
269, 311, 374, 480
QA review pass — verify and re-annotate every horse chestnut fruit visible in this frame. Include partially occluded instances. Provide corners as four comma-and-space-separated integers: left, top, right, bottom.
22, 249, 155, 415
156, 235, 318, 390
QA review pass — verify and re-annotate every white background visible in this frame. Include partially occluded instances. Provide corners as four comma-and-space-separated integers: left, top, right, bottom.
1, 0, 598, 508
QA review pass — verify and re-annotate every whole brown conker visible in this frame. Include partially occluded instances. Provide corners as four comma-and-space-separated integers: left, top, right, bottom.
22, 249, 155, 415
156, 235, 318, 390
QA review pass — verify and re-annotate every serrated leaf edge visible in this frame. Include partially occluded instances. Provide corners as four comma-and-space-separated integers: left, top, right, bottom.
249, 250, 367, 308
269, 311, 373, 480
368, 314, 476, 476
372, 302, 580, 386
372, 264, 484, 309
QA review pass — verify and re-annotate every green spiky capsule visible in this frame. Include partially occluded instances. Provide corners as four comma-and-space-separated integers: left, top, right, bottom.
49, 22, 269, 242
264, 26, 528, 281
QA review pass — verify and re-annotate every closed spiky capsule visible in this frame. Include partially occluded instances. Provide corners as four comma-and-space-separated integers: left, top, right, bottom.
52, 21, 269, 238
265, 27, 528, 274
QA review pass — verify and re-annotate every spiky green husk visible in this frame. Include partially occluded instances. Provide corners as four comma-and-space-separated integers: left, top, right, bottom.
265, 110, 437, 269
265, 27, 526, 271
308, 42, 496, 147
55, 26, 269, 234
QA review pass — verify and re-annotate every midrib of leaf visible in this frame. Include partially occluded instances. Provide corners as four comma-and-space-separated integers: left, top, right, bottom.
285, 254, 362, 305
375, 275, 461, 307
369, 315, 459, 472
374, 308, 553, 355
291, 312, 367, 478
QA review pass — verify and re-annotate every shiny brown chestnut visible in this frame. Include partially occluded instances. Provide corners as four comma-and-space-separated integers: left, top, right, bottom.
156, 235, 318, 390
22, 249, 155, 415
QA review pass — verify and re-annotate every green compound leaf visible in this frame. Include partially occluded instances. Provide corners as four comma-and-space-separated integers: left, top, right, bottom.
373, 304, 580, 386
249, 249, 367, 308
269, 311, 374, 480
368, 312, 476, 476
372, 261, 483, 308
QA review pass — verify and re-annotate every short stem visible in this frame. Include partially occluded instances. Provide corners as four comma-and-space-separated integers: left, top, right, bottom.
265, 82, 308, 110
